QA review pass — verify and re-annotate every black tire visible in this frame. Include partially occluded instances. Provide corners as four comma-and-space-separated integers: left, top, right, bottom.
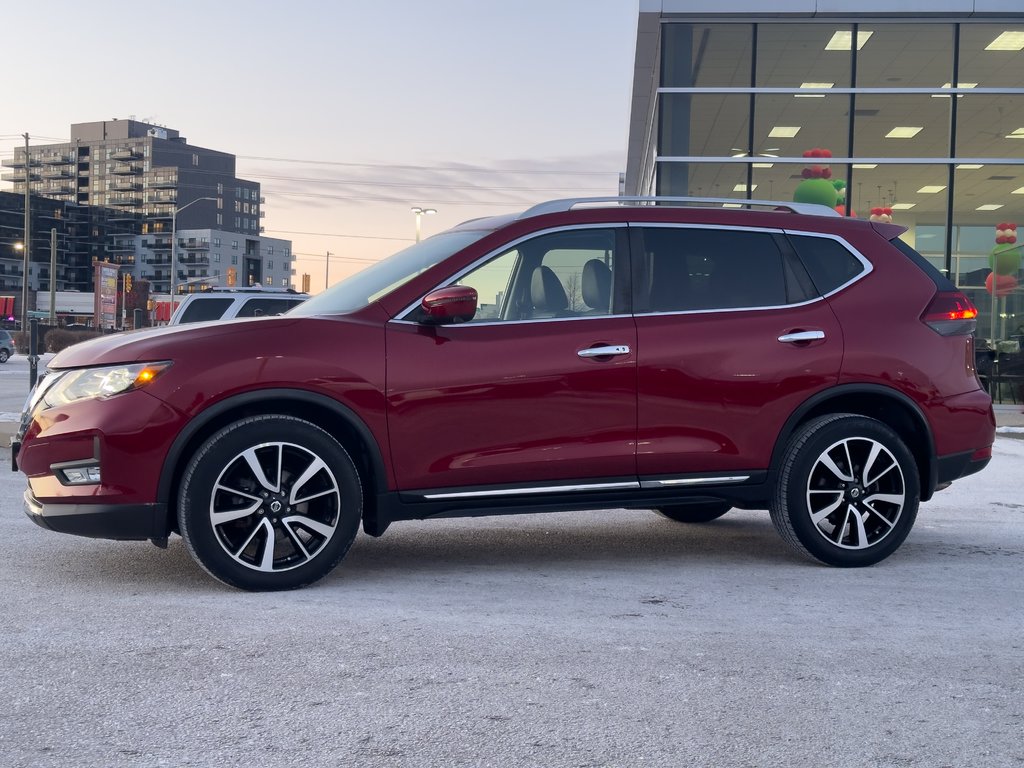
0, 349, 9, 363
178, 415, 362, 590
770, 413, 920, 567
655, 502, 731, 523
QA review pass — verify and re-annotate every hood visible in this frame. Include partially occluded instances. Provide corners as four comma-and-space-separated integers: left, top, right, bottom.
51, 316, 304, 369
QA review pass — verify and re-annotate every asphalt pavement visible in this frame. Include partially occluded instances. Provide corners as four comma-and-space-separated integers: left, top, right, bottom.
1, 429, 1022, 767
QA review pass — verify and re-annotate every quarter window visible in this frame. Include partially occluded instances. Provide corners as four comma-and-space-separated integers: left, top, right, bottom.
788, 235, 866, 296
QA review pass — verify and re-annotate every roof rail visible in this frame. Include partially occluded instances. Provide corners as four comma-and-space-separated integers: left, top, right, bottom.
519, 196, 841, 219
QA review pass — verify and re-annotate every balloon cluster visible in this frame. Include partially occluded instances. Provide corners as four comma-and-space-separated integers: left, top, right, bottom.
869, 207, 894, 224
987, 222, 1020, 297
794, 149, 842, 208
801, 148, 833, 179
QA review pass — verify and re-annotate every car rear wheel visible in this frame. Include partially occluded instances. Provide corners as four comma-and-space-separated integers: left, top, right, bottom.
178, 415, 362, 590
770, 414, 919, 567
654, 502, 731, 523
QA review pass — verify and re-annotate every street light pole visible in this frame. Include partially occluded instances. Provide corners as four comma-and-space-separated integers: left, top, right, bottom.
21, 133, 30, 333
411, 206, 437, 243
170, 196, 216, 313
325, 251, 332, 291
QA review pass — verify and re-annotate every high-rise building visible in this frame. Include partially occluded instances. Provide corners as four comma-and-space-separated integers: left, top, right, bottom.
1, 119, 290, 296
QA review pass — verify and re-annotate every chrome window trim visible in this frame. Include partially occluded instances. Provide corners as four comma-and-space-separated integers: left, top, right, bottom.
631, 222, 872, 316
656, 156, 1024, 166
782, 229, 875, 300
393, 222, 628, 324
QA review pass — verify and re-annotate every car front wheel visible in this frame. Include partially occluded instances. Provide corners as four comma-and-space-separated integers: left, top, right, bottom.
178, 415, 362, 590
0, 349, 9, 363
770, 414, 920, 567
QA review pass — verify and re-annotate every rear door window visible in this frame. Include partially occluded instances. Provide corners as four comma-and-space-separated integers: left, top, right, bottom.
633, 227, 789, 313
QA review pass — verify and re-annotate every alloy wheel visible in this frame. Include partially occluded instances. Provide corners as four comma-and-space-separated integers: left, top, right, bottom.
805, 436, 906, 550
209, 441, 342, 572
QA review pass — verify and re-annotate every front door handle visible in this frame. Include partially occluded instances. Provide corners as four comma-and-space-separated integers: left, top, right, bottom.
578, 345, 631, 359
778, 330, 826, 344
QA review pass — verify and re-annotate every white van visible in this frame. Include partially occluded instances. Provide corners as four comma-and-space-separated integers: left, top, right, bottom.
169, 287, 309, 325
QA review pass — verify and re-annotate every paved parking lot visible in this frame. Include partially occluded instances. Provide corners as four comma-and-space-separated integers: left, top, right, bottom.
1, 435, 1022, 767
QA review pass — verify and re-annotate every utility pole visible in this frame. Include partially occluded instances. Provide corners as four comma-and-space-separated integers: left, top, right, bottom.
325, 251, 333, 291
49, 228, 57, 325
21, 133, 31, 333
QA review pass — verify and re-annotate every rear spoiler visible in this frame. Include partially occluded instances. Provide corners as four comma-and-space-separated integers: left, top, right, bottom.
872, 222, 908, 239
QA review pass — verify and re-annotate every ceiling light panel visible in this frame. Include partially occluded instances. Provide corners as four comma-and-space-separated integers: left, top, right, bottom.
976, 204, 1004, 211
985, 31, 1024, 51
916, 185, 947, 194
890, 203, 916, 210
768, 126, 801, 138
886, 127, 924, 139
825, 30, 873, 50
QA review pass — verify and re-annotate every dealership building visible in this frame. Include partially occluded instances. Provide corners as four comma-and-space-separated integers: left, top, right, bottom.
626, 1, 1024, 401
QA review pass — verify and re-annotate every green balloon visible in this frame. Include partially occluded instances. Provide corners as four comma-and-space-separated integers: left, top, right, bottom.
990, 242, 1021, 276
794, 178, 839, 207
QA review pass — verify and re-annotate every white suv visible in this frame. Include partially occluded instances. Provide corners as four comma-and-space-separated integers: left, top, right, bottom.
169, 288, 308, 325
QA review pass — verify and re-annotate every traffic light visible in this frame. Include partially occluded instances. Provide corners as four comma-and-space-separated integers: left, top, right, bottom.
124, 274, 133, 293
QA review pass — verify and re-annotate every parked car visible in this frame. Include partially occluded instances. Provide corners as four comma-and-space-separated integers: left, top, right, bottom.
0, 329, 14, 363
169, 287, 308, 325
12, 196, 995, 590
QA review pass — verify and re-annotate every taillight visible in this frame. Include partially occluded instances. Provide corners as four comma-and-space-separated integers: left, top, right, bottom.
921, 291, 978, 336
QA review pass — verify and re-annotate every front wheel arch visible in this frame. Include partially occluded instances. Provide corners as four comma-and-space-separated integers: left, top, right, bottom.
158, 389, 388, 535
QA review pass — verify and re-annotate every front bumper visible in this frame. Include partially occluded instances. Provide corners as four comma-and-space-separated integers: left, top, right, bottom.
23, 488, 169, 541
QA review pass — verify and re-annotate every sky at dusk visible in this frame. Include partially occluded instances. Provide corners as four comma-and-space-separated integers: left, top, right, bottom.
1, 0, 639, 292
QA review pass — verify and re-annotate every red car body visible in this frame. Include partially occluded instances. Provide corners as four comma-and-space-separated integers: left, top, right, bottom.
12, 199, 995, 589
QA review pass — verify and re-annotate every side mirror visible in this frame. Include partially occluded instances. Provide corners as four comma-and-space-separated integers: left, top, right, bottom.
420, 285, 478, 324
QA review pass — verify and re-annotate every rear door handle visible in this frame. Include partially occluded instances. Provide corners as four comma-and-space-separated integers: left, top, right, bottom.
578, 345, 631, 359
778, 330, 826, 343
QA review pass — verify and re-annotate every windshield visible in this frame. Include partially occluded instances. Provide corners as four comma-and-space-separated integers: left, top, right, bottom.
289, 230, 490, 316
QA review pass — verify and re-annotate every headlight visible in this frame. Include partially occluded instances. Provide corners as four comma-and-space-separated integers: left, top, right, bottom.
42, 362, 173, 408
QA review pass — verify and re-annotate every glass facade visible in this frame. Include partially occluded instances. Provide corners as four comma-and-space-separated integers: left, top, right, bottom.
641, 18, 1024, 403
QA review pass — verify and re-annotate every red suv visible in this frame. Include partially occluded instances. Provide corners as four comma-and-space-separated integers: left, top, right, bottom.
12, 197, 995, 590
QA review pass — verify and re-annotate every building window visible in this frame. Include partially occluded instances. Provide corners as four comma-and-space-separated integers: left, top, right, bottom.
265, 276, 273, 286
232, 240, 238, 249
267, 246, 274, 255
268, 260, 273, 269
217, 183, 223, 194
217, 213, 223, 226
213, 238, 221, 247
213, 253, 221, 263
192, 154, 199, 166
231, 255, 238, 265
281, 278, 289, 287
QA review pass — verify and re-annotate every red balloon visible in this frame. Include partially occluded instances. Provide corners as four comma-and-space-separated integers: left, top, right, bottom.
986, 272, 1018, 297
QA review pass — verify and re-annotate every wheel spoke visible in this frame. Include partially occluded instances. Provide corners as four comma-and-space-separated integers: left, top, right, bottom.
259, 519, 278, 571
211, 498, 262, 525
214, 483, 261, 502
291, 488, 336, 505
861, 441, 883, 486
284, 514, 336, 539
234, 517, 268, 559
282, 522, 313, 560
849, 508, 870, 548
820, 451, 854, 483
288, 457, 331, 505
242, 447, 280, 492
864, 492, 904, 507
862, 502, 897, 529
810, 493, 844, 525
864, 461, 897, 487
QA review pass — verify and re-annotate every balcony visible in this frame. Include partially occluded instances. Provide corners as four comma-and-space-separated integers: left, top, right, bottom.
40, 153, 74, 165
40, 185, 75, 196
111, 179, 142, 192
111, 162, 141, 175
1, 172, 40, 183
111, 148, 142, 161
180, 238, 211, 250
106, 242, 136, 252
146, 193, 177, 204
1, 157, 41, 169
41, 167, 73, 179
148, 175, 178, 188
179, 255, 211, 266
109, 195, 142, 207
144, 256, 172, 266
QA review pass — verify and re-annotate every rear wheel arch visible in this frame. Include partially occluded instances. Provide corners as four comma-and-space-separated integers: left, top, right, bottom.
770, 385, 936, 501
158, 389, 388, 534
